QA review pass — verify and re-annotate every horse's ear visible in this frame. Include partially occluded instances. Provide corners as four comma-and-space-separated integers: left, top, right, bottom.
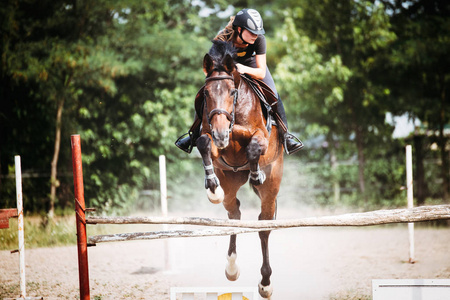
223, 54, 235, 74
203, 54, 214, 75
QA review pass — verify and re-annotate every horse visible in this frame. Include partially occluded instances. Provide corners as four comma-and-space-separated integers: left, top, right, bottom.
195, 40, 284, 299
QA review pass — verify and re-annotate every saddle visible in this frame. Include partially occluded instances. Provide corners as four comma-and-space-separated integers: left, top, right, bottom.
194, 74, 284, 133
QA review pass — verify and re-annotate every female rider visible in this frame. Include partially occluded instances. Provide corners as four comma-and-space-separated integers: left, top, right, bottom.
176, 8, 303, 155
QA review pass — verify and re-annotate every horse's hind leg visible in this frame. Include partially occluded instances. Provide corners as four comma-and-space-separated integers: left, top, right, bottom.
225, 198, 241, 281
217, 170, 248, 282
258, 229, 273, 298
255, 161, 283, 298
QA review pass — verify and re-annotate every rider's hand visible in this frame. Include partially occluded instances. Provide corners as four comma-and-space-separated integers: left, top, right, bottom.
236, 63, 246, 74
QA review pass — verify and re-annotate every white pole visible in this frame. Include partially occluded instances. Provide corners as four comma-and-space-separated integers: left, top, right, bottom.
406, 145, 415, 263
15, 155, 26, 297
159, 155, 168, 218
159, 155, 170, 271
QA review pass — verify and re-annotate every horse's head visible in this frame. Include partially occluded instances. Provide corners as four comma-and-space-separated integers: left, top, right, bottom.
202, 41, 239, 149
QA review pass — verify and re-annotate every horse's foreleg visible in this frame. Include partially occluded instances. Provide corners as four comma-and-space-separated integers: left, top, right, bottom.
247, 132, 268, 186
196, 134, 224, 204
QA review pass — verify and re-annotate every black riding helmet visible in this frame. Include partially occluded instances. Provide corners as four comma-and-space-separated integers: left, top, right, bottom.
233, 8, 265, 35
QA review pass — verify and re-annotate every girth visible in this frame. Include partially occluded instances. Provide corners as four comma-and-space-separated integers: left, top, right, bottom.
217, 157, 250, 172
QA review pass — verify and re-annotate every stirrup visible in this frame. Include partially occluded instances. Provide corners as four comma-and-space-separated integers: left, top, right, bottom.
284, 133, 304, 155
175, 132, 194, 154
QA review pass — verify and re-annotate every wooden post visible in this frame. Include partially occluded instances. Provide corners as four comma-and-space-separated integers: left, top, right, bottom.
406, 145, 415, 263
71, 135, 90, 300
15, 156, 26, 298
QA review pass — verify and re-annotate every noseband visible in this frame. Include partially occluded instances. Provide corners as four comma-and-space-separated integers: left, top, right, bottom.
204, 74, 239, 131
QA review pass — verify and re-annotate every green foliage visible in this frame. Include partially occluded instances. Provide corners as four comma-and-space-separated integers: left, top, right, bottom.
0, 0, 213, 213
274, 14, 352, 138
272, 0, 448, 206
0, 0, 448, 215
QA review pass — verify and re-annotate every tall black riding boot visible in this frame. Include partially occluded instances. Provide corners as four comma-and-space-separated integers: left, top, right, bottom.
276, 96, 304, 155
175, 114, 201, 154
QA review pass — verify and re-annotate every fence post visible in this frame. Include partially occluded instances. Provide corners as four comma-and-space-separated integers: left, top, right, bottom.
15, 156, 26, 298
159, 155, 171, 271
71, 134, 90, 300
406, 145, 415, 263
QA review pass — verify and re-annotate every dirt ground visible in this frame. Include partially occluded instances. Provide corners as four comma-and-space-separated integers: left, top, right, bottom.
1, 208, 450, 300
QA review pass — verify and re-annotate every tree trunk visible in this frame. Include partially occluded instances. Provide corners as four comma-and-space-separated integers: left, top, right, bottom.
0, 148, 2, 200
347, 92, 367, 207
438, 74, 449, 202
355, 125, 367, 206
49, 98, 64, 218
413, 135, 426, 206
329, 140, 341, 205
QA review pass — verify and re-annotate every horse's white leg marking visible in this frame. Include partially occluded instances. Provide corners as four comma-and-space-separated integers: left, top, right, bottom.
249, 164, 266, 185
225, 252, 240, 281
258, 282, 273, 299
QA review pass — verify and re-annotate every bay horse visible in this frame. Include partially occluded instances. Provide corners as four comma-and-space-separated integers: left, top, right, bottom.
196, 40, 284, 299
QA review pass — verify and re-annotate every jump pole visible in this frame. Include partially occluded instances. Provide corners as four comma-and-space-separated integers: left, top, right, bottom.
71, 134, 90, 300
85, 205, 450, 244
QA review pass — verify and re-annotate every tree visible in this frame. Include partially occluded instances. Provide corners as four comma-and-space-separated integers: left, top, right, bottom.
1, 0, 214, 213
378, 0, 450, 202
275, 1, 397, 206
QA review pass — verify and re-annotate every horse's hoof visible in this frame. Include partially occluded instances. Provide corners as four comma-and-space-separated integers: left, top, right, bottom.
225, 267, 240, 281
258, 282, 273, 299
225, 253, 240, 281
207, 185, 224, 204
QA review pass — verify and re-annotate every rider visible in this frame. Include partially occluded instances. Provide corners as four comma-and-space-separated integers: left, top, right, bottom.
175, 8, 303, 155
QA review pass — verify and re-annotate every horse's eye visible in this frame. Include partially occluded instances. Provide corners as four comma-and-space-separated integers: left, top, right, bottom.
204, 90, 210, 97
230, 90, 236, 96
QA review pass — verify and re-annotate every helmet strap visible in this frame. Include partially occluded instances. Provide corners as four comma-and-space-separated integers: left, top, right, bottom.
238, 28, 250, 45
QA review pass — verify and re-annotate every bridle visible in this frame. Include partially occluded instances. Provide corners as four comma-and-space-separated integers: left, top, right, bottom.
204, 74, 239, 131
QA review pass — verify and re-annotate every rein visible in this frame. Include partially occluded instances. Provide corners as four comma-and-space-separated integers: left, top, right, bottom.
204, 74, 239, 131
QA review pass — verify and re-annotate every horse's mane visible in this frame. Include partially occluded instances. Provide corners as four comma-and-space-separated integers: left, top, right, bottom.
208, 40, 237, 72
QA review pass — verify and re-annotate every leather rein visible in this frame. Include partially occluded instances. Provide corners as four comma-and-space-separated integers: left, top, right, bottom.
204, 74, 239, 131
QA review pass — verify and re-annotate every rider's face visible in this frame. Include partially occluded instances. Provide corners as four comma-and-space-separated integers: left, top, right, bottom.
238, 28, 258, 45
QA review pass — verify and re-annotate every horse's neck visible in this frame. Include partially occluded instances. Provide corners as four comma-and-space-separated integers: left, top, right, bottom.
233, 70, 241, 88
236, 80, 264, 125
238, 76, 263, 107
